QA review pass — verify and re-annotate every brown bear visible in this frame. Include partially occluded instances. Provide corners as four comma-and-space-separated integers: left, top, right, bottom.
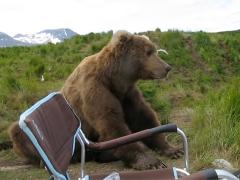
61, 31, 182, 169
9, 31, 182, 170
9, 121, 40, 165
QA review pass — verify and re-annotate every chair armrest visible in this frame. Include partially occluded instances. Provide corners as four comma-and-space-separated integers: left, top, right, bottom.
87, 123, 177, 151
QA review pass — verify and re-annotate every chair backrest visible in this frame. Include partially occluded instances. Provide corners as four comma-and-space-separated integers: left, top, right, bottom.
19, 92, 80, 180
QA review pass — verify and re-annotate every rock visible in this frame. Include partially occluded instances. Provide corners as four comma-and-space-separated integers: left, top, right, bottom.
212, 159, 236, 171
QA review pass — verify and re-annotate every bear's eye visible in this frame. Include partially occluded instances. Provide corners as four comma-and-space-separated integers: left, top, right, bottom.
146, 49, 153, 56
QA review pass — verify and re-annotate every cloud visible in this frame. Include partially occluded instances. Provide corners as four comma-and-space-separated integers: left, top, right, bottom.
0, 0, 239, 36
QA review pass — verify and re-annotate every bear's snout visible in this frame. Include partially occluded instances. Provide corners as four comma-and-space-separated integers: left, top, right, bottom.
165, 65, 171, 72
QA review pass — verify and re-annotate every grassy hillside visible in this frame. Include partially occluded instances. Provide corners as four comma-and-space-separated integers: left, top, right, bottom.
0, 29, 239, 171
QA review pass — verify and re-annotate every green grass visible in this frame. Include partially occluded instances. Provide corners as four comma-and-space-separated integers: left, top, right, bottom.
138, 80, 172, 124
191, 77, 240, 169
0, 167, 48, 180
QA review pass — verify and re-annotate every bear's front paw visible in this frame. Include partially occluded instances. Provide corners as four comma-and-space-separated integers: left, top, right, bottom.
160, 146, 184, 159
130, 153, 167, 170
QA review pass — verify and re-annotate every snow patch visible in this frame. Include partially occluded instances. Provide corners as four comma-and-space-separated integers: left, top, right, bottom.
64, 29, 67, 37
14, 32, 61, 44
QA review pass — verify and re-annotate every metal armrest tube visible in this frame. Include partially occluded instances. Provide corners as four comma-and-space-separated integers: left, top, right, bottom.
76, 134, 85, 180
87, 124, 177, 151
215, 169, 238, 180
174, 167, 190, 177
177, 128, 189, 173
79, 129, 90, 145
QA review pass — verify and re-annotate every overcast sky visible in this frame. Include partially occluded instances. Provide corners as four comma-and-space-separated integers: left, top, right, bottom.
1, 0, 240, 36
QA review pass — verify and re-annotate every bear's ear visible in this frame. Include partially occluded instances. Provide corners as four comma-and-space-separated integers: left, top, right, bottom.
111, 30, 132, 44
140, 35, 150, 40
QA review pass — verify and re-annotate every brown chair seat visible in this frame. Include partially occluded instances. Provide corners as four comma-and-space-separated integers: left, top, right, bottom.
19, 92, 81, 179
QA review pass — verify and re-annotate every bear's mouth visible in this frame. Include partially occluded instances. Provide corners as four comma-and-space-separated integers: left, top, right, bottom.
150, 71, 170, 80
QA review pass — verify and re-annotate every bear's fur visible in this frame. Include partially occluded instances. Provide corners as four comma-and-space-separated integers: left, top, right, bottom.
8, 121, 41, 165
9, 31, 182, 170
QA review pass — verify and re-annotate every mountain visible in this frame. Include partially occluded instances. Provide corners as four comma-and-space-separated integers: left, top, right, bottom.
0, 28, 78, 47
0, 32, 29, 47
13, 28, 78, 45
40, 28, 78, 41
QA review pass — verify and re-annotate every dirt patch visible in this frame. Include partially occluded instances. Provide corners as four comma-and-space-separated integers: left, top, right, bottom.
0, 159, 25, 168
0, 148, 187, 177
170, 108, 194, 127
185, 36, 211, 72
0, 158, 187, 179
0, 165, 32, 171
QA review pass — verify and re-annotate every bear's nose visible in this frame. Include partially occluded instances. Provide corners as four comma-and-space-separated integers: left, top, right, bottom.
166, 65, 172, 72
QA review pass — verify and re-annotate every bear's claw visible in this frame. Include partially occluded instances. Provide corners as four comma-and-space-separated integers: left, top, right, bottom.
131, 153, 167, 170
161, 147, 184, 159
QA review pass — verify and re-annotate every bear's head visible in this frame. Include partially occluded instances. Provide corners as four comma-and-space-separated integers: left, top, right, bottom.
110, 31, 171, 81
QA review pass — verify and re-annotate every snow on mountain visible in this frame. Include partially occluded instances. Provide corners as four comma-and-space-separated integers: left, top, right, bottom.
13, 28, 78, 45
0, 28, 77, 47
14, 32, 61, 44
40, 28, 77, 41
0, 32, 29, 47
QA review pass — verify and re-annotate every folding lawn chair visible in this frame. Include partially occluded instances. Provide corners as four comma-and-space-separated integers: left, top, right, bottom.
19, 92, 238, 180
